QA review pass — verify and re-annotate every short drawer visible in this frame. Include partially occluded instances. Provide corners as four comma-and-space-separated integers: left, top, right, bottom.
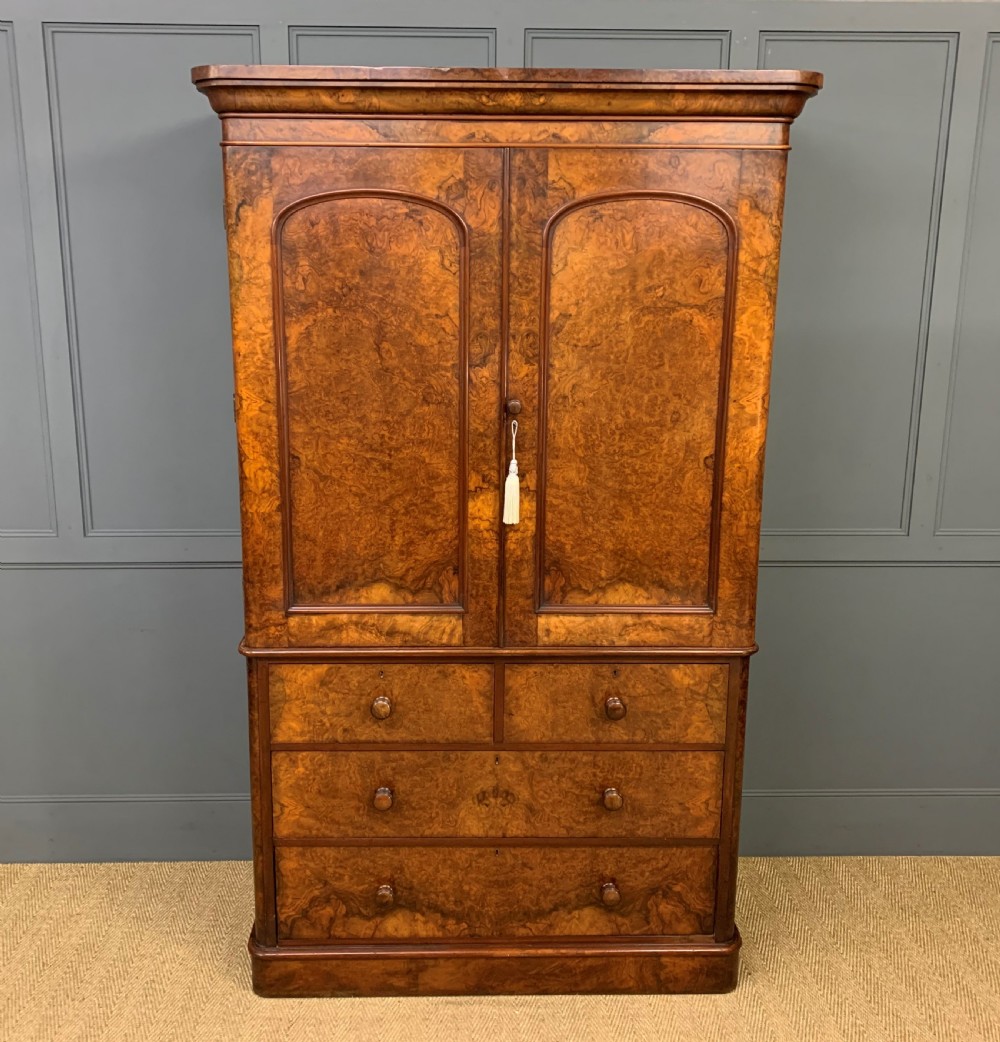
504, 663, 728, 744
268, 662, 494, 744
276, 845, 718, 941
271, 750, 723, 840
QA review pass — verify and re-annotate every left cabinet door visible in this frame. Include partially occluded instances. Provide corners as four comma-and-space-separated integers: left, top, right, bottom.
225, 146, 504, 648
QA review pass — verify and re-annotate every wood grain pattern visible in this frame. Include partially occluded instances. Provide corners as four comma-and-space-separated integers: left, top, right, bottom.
518, 148, 790, 648
713, 149, 789, 647
277, 191, 466, 610
539, 193, 733, 611
715, 656, 750, 943
223, 127, 793, 649
249, 932, 742, 996
246, 659, 268, 941
223, 145, 502, 646
220, 87, 807, 114
504, 662, 728, 744
275, 845, 717, 940
271, 750, 723, 839
269, 662, 494, 744
220, 117, 791, 150
504, 147, 745, 646
193, 64, 821, 120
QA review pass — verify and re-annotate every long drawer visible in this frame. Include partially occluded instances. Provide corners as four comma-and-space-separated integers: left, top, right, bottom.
504, 663, 729, 744
275, 845, 718, 941
269, 662, 494, 743
271, 750, 723, 839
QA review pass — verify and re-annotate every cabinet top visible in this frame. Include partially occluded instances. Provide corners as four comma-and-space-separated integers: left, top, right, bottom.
192, 65, 822, 119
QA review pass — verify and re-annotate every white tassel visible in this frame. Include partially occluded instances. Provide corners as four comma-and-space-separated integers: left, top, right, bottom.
503, 419, 520, 525
503, 460, 520, 525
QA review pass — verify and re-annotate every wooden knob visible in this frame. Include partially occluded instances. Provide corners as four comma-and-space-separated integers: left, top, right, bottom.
373, 786, 394, 811
602, 787, 624, 811
601, 882, 621, 907
604, 695, 627, 720
370, 695, 392, 720
506, 398, 522, 416
375, 883, 395, 908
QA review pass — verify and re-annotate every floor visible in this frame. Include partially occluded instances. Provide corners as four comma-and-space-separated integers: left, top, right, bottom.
1, 857, 998, 1042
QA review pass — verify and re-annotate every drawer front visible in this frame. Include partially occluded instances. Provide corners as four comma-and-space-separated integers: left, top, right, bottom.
269, 663, 494, 744
271, 750, 723, 839
276, 845, 718, 941
504, 663, 728, 744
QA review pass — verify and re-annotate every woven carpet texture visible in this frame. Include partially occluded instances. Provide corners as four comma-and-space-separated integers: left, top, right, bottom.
1, 857, 998, 1042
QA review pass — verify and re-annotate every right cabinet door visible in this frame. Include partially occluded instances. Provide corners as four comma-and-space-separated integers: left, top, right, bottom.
503, 147, 785, 649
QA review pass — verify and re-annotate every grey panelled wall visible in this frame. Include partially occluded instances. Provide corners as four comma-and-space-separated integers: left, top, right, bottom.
0, 23, 54, 537
1, 1, 998, 860
762, 31, 957, 535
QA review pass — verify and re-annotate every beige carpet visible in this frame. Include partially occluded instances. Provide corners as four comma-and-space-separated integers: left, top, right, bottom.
1, 858, 998, 1042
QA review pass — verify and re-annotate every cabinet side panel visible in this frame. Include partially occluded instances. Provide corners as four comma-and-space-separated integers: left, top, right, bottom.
223, 146, 285, 646
245, 659, 265, 935
247, 658, 276, 946
715, 656, 749, 942
713, 150, 789, 646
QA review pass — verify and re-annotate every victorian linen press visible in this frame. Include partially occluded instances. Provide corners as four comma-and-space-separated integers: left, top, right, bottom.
194, 65, 820, 997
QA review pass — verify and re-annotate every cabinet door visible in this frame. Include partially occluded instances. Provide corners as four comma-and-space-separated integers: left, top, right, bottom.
227, 147, 503, 647
504, 148, 783, 648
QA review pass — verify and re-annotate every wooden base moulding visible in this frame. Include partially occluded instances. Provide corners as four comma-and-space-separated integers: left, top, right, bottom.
248, 931, 742, 997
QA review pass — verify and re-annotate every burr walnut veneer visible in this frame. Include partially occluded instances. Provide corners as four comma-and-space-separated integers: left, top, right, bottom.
194, 65, 821, 997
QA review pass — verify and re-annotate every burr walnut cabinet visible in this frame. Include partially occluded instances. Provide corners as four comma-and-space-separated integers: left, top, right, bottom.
193, 64, 821, 997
